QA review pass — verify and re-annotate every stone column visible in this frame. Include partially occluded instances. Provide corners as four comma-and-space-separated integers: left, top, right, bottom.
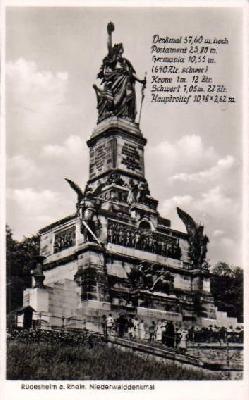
75, 243, 111, 332
75, 243, 110, 303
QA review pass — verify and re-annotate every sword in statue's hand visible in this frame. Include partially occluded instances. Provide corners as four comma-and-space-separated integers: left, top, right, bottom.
138, 72, 147, 125
81, 220, 105, 249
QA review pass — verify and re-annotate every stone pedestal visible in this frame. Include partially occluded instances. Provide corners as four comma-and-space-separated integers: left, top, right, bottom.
23, 287, 50, 313
23, 287, 51, 328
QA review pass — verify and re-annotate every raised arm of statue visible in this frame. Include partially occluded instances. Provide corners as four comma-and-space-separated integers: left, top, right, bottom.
107, 22, 114, 54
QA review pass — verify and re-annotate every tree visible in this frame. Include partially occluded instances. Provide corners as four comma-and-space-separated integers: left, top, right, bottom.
6, 226, 40, 313
210, 262, 243, 322
211, 261, 234, 277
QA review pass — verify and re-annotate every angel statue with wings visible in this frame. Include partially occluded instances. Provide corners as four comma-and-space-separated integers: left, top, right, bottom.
65, 178, 101, 244
177, 207, 209, 268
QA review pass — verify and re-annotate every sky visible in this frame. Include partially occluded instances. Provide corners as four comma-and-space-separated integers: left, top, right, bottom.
5, 6, 244, 266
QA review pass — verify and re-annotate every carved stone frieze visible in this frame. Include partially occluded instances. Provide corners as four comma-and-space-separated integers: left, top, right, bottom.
127, 262, 174, 295
54, 226, 76, 253
107, 219, 181, 259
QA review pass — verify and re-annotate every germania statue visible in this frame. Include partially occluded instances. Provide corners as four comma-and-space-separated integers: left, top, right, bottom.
93, 22, 146, 123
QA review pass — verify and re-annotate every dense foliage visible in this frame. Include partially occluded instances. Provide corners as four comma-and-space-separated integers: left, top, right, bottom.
6, 226, 40, 313
210, 262, 243, 322
7, 340, 216, 380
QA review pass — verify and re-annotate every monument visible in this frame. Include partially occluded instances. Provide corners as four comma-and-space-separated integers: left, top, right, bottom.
23, 23, 240, 331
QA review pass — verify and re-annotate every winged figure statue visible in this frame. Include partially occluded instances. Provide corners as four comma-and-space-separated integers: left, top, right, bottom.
64, 178, 84, 206
65, 178, 101, 243
177, 207, 209, 267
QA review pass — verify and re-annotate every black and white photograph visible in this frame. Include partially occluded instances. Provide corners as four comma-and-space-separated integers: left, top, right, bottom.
1, 0, 248, 398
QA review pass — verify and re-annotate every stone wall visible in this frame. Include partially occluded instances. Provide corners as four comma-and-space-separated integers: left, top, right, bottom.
174, 273, 191, 291
199, 306, 241, 328
23, 279, 82, 328
187, 346, 243, 371
44, 259, 79, 284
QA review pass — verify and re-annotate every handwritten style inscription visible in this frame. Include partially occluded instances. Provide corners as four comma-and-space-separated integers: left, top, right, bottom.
150, 34, 236, 105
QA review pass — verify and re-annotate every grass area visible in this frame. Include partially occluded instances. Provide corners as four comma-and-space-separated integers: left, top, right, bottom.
7, 340, 217, 380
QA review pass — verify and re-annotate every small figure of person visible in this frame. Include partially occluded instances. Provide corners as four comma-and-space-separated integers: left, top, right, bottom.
149, 321, 156, 342
106, 314, 114, 336
156, 320, 164, 342
178, 327, 188, 354
165, 321, 175, 348
139, 320, 146, 340
116, 314, 127, 338
208, 325, 213, 343
101, 315, 107, 338
239, 327, 244, 344
188, 326, 194, 343
227, 326, 235, 343
133, 317, 139, 340
160, 320, 167, 343
128, 318, 135, 339
194, 325, 201, 343
213, 325, 219, 343
219, 326, 226, 343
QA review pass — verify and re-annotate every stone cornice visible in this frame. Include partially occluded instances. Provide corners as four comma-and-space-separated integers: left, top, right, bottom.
87, 118, 147, 147
87, 168, 147, 185
39, 214, 76, 234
